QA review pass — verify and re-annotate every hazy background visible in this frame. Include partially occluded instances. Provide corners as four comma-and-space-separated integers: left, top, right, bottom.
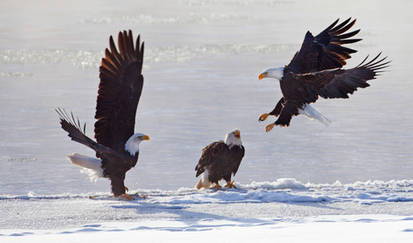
0, 0, 412, 194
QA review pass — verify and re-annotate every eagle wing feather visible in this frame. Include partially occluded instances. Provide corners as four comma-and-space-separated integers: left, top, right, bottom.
299, 53, 390, 99
287, 18, 361, 74
94, 30, 144, 154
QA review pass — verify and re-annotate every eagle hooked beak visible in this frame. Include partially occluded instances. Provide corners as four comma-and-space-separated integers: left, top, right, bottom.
258, 72, 267, 80
139, 135, 150, 141
234, 130, 241, 138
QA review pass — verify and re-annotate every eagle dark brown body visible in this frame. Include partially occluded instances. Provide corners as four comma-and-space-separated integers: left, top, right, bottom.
195, 130, 245, 189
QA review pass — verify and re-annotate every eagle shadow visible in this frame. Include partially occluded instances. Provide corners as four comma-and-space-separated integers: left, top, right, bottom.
109, 193, 342, 232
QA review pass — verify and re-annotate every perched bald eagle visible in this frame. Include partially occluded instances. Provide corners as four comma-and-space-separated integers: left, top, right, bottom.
56, 30, 149, 200
258, 18, 390, 131
195, 130, 245, 189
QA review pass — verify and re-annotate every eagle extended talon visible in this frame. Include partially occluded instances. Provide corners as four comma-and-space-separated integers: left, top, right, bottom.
212, 183, 222, 190
259, 113, 270, 122
265, 123, 275, 132
225, 181, 237, 189
118, 194, 134, 200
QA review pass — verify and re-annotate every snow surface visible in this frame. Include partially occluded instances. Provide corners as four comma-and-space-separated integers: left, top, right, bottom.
2, 215, 413, 243
1, 0, 413, 242
2, 179, 413, 241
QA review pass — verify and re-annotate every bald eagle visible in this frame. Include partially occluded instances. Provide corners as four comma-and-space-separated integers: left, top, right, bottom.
258, 18, 390, 131
56, 30, 149, 200
195, 130, 245, 189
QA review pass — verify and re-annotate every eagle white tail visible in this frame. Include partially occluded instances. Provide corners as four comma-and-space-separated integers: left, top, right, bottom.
195, 171, 212, 190
299, 104, 331, 126
67, 153, 104, 182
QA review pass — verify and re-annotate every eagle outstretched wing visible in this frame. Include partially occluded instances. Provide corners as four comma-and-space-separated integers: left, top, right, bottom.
94, 30, 144, 153
299, 53, 390, 99
287, 18, 361, 74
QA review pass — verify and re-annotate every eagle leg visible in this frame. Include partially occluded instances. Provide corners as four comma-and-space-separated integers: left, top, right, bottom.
224, 181, 237, 189
265, 123, 275, 132
258, 113, 270, 122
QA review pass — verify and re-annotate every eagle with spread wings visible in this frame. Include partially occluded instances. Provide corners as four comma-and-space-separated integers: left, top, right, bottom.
258, 18, 390, 131
57, 30, 149, 200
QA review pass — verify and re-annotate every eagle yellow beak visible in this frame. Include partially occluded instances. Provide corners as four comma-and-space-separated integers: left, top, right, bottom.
141, 135, 150, 141
258, 72, 267, 80
234, 130, 241, 138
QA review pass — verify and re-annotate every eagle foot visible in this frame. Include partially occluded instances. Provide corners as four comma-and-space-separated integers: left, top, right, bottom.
118, 194, 135, 200
259, 113, 270, 122
265, 123, 275, 132
117, 193, 146, 200
224, 181, 237, 189
212, 183, 222, 190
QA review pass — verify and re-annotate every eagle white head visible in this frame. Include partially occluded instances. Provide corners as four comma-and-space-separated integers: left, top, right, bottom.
125, 133, 150, 156
224, 129, 242, 148
258, 67, 284, 80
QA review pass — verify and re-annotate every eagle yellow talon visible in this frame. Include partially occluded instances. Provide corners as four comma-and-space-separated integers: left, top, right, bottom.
259, 113, 270, 122
118, 193, 134, 200
265, 123, 275, 132
212, 183, 222, 190
225, 181, 237, 189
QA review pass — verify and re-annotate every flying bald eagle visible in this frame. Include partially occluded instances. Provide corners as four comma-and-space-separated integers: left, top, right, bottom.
56, 30, 149, 200
258, 18, 390, 131
195, 130, 245, 189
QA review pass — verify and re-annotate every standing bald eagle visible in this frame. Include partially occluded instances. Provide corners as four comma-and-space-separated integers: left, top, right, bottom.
195, 130, 245, 189
56, 30, 149, 200
258, 18, 390, 131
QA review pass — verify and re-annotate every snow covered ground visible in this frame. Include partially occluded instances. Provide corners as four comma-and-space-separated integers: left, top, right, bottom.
1, 0, 413, 242
2, 179, 413, 241
2, 215, 413, 242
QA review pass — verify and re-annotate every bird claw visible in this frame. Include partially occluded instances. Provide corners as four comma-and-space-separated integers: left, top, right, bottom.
265, 123, 275, 132
258, 113, 270, 122
118, 194, 134, 200
212, 183, 222, 190
224, 181, 237, 189
117, 193, 147, 200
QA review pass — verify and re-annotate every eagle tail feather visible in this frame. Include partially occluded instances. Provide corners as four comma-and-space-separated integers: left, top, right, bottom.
299, 104, 331, 126
195, 171, 211, 189
68, 153, 104, 182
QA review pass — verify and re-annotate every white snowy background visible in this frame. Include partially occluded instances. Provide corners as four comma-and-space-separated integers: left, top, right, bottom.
1, 0, 412, 242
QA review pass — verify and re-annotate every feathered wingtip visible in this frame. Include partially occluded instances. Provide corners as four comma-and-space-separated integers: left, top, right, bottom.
105, 30, 144, 75
55, 108, 87, 134
322, 17, 362, 45
356, 52, 391, 74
